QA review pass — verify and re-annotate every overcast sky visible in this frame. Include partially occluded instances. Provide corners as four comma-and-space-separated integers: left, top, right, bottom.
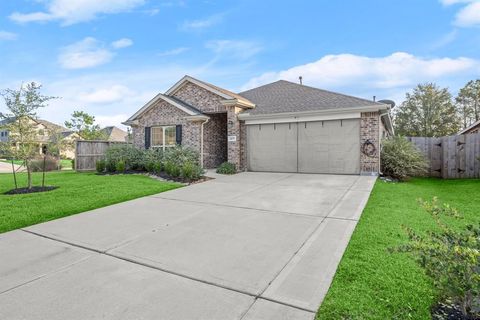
1, 0, 479, 129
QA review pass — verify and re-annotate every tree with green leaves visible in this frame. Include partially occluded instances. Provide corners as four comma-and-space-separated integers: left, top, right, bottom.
394, 83, 460, 137
455, 79, 480, 129
64, 111, 106, 140
0, 82, 57, 189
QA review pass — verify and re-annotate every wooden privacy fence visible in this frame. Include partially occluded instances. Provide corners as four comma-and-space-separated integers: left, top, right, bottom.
75, 140, 129, 171
407, 133, 480, 179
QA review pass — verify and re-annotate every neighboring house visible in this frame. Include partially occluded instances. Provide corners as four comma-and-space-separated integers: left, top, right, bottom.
458, 119, 480, 135
124, 75, 394, 175
100, 126, 129, 142
0, 117, 79, 159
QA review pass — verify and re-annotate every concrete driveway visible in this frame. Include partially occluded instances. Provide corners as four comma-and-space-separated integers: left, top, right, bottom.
0, 172, 376, 320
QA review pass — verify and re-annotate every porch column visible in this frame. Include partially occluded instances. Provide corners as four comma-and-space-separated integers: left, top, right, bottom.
226, 105, 242, 171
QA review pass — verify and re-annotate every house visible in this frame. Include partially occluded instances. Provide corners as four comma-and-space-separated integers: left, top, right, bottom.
0, 117, 79, 159
100, 126, 129, 142
458, 119, 480, 135
124, 75, 394, 175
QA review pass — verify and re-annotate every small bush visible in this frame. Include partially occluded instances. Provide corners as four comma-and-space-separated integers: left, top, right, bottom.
164, 145, 199, 167
392, 198, 480, 319
105, 159, 116, 173
164, 161, 181, 177
153, 162, 162, 174
116, 160, 126, 173
216, 162, 236, 175
96, 159, 106, 173
30, 156, 60, 172
381, 136, 428, 181
181, 162, 204, 180
71, 159, 75, 170
105, 145, 146, 171
143, 148, 163, 170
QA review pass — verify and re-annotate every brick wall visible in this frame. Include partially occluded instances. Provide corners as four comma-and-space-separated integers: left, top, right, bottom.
203, 113, 227, 168
226, 106, 243, 170
132, 100, 201, 153
172, 82, 226, 113
360, 112, 380, 174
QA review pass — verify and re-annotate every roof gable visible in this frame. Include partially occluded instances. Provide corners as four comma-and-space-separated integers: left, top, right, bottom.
165, 75, 254, 107
124, 93, 202, 124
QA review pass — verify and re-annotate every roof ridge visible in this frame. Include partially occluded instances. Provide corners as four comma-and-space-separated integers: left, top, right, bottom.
266, 79, 383, 105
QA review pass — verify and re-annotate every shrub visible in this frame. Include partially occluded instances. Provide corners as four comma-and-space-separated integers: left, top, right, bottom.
164, 145, 199, 167
105, 145, 146, 171
143, 148, 163, 170
181, 161, 204, 180
153, 162, 162, 174
96, 159, 106, 173
164, 161, 181, 177
71, 159, 75, 170
30, 156, 60, 172
216, 162, 236, 175
105, 159, 116, 173
392, 198, 480, 319
381, 136, 428, 181
116, 160, 126, 173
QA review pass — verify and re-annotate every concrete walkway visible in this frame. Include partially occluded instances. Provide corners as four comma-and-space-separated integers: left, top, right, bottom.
0, 161, 20, 173
0, 172, 376, 320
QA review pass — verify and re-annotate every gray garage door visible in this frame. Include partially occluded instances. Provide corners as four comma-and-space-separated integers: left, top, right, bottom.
247, 119, 360, 174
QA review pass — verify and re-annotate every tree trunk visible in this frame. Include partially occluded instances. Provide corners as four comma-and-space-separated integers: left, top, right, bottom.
26, 163, 32, 189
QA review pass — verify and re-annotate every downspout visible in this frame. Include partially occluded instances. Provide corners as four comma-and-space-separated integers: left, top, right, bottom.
200, 118, 210, 168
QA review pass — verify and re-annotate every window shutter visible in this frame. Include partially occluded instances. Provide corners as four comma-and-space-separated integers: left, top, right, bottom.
176, 125, 182, 145
144, 127, 151, 149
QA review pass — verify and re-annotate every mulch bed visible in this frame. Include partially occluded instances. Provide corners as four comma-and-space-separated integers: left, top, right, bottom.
4, 186, 58, 195
96, 171, 213, 185
154, 172, 213, 185
432, 302, 480, 320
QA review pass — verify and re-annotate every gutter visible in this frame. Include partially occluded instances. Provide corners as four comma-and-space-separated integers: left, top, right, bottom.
379, 110, 394, 135
238, 104, 386, 121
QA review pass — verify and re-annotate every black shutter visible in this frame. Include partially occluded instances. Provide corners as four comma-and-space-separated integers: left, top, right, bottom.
176, 125, 182, 145
144, 127, 151, 149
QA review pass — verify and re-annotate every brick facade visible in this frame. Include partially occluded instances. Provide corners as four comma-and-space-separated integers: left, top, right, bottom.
172, 82, 226, 113
360, 112, 380, 174
226, 106, 244, 170
132, 100, 202, 153
203, 113, 227, 168
132, 83, 230, 169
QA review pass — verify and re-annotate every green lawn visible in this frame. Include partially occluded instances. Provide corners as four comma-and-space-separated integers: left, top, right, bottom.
317, 178, 480, 320
0, 171, 181, 234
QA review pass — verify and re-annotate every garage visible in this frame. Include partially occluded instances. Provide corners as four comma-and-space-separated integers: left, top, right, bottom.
247, 119, 360, 174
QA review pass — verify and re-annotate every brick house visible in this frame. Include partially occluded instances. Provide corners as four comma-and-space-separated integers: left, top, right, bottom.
124, 75, 393, 175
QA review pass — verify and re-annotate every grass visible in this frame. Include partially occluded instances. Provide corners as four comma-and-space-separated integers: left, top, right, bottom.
0, 171, 181, 234
317, 178, 480, 320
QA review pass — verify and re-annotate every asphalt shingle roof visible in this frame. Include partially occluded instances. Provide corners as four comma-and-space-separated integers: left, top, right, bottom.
238, 80, 383, 115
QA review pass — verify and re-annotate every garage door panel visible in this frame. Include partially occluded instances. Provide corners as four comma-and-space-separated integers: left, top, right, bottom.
298, 119, 360, 174
247, 123, 297, 172
247, 119, 360, 174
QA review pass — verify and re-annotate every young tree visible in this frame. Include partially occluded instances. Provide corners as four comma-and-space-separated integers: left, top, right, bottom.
0, 82, 57, 189
64, 111, 106, 140
455, 79, 480, 129
394, 83, 460, 137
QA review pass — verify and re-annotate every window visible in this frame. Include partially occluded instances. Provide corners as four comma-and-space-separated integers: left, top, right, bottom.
151, 126, 176, 150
